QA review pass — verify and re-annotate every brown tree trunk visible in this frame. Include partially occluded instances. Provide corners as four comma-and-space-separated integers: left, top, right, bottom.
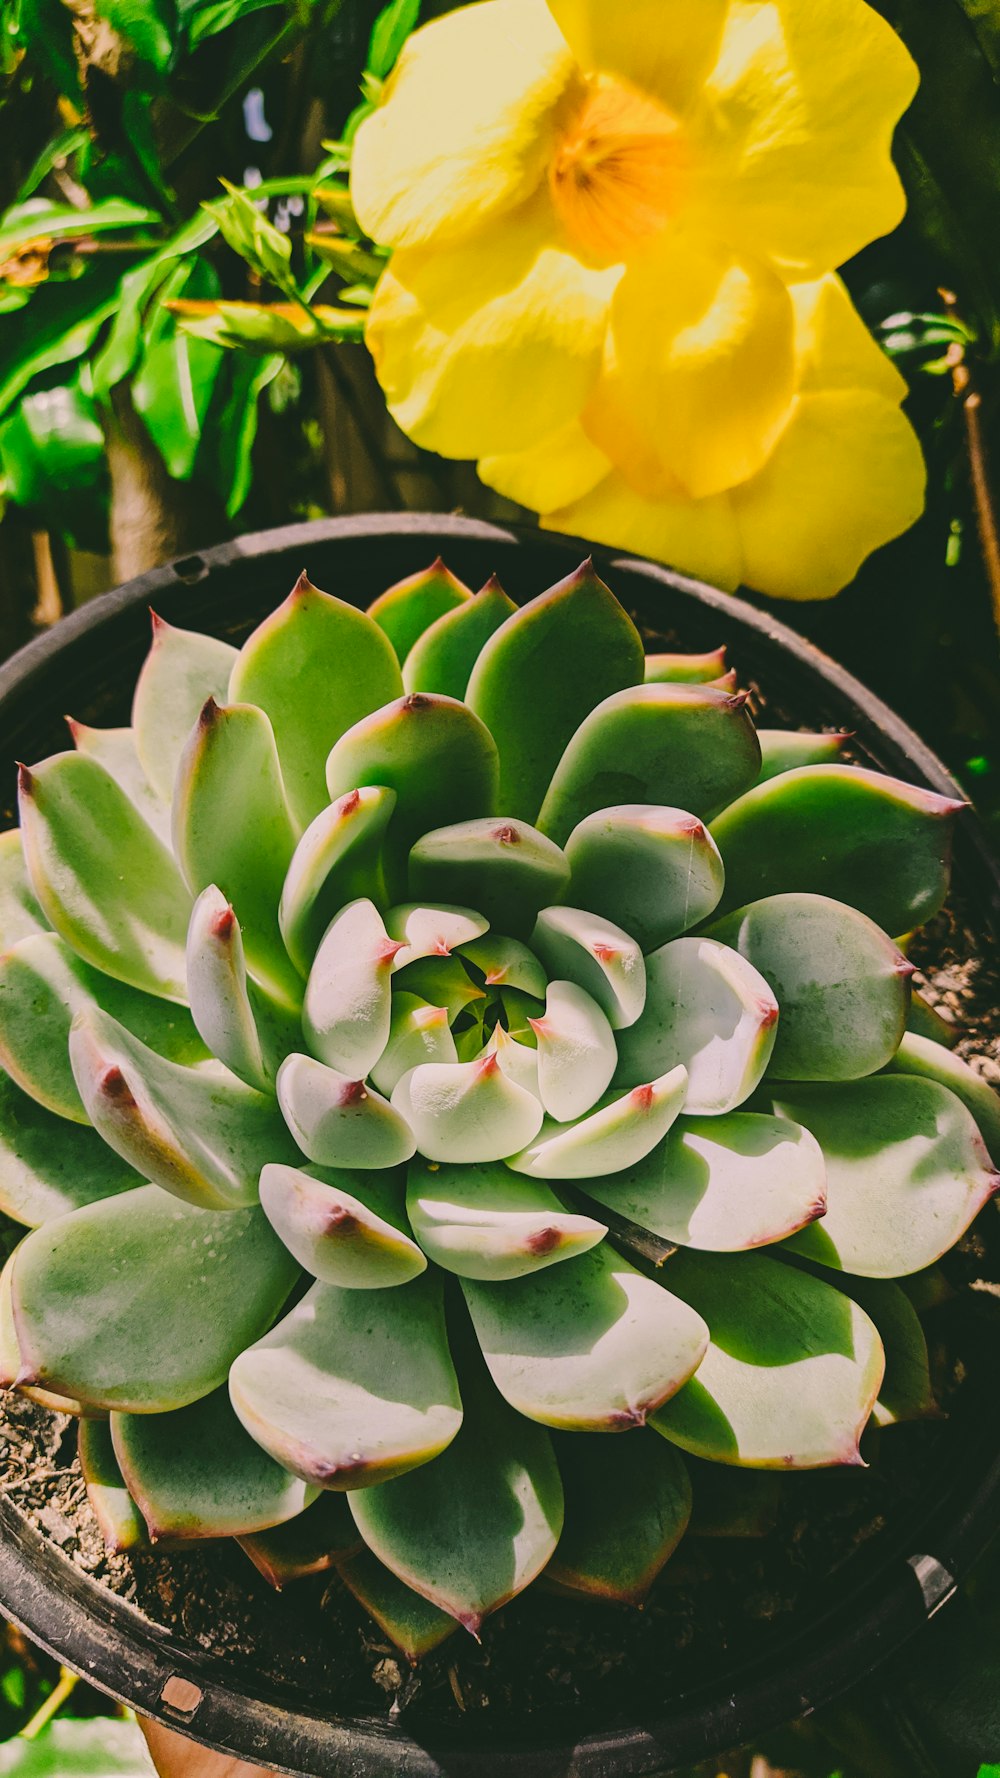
104, 385, 226, 582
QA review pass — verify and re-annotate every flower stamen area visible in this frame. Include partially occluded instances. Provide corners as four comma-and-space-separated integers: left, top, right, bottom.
549, 75, 685, 262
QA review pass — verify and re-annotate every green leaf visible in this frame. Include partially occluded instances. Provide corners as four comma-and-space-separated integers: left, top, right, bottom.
391, 1052, 542, 1165
0, 1068, 142, 1227
458, 933, 546, 998
580, 1111, 827, 1253
548, 1430, 691, 1603
186, 887, 298, 1090
0, 198, 160, 265
259, 1160, 426, 1288
463, 1240, 708, 1430
238, 1489, 360, 1590
403, 575, 517, 700
0, 931, 207, 1122
755, 729, 849, 784
229, 1272, 462, 1488
508, 1067, 688, 1181
91, 213, 221, 399
538, 685, 762, 847
229, 571, 403, 830
326, 693, 499, 898
650, 1249, 885, 1468
93, 0, 177, 70
10, 1183, 298, 1412
303, 898, 399, 1077
564, 804, 725, 952
348, 1351, 562, 1631
615, 936, 778, 1115
531, 905, 645, 1030
339, 1549, 457, 1658
709, 766, 962, 937
707, 892, 912, 1082
366, 558, 472, 664
0, 828, 48, 949
408, 818, 568, 941
278, 1052, 416, 1169
70, 1006, 298, 1211
182, 0, 285, 47
18, 752, 191, 1001
370, 993, 457, 1095
132, 257, 225, 480
132, 613, 237, 803
211, 180, 292, 288
173, 699, 300, 1005
466, 562, 645, 823
777, 1076, 1000, 1276
280, 787, 395, 977
817, 1270, 937, 1428
0, 261, 123, 419
643, 646, 729, 685
0, 1717, 153, 1776
406, 1154, 605, 1281
386, 900, 500, 967
0, 378, 106, 551
889, 1031, 1000, 1164
7, 0, 82, 97
531, 979, 616, 1122
197, 347, 283, 519
67, 721, 170, 844
366, 0, 420, 79
113, 1386, 317, 1541
78, 1418, 149, 1555
686, 1458, 782, 1536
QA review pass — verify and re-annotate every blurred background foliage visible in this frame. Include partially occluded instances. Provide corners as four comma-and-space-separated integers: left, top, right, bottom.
1, 7, 1000, 1759
0, 0, 998, 829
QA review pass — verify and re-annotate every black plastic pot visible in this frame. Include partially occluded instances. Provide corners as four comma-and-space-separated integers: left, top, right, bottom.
0, 513, 997, 1778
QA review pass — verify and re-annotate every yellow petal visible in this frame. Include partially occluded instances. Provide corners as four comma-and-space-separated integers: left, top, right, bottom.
479, 419, 611, 511
351, 0, 576, 250
687, 0, 918, 278
543, 470, 743, 593
792, 274, 908, 404
547, 0, 729, 116
584, 232, 796, 501
365, 195, 618, 459
733, 390, 926, 600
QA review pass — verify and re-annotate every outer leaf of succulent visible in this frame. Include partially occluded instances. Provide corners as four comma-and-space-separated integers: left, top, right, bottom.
0, 557, 994, 1651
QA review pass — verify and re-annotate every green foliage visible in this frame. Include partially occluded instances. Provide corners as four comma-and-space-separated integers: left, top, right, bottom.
0, 0, 391, 551
0, 1719, 152, 1775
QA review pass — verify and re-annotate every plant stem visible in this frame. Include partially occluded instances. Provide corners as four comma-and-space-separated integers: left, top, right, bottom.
961, 385, 1000, 639
941, 288, 1000, 639
19, 1667, 78, 1741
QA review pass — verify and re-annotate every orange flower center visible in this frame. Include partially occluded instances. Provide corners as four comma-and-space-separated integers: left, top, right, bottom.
549, 76, 685, 264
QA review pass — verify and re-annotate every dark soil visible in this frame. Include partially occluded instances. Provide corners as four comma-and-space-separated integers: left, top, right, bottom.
0, 626, 999, 1741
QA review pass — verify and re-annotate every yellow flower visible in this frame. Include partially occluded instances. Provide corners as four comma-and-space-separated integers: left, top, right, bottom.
351, 0, 924, 600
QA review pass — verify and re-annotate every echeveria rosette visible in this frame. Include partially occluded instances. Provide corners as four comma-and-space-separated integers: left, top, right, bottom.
351, 0, 926, 600
0, 560, 997, 1660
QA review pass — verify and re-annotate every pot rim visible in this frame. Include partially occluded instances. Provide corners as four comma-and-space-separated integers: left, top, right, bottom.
0, 511, 997, 1778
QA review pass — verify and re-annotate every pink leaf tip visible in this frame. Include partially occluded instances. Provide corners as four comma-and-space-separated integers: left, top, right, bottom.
210, 905, 237, 942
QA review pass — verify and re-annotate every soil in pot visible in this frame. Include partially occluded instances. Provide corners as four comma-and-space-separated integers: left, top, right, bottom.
0, 587, 998, 1744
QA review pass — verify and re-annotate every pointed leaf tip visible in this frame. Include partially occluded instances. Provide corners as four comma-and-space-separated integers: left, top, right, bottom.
16, 763, 32, 795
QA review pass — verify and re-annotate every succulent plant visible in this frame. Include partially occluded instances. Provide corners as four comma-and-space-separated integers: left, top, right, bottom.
0, 557, 997, 1659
